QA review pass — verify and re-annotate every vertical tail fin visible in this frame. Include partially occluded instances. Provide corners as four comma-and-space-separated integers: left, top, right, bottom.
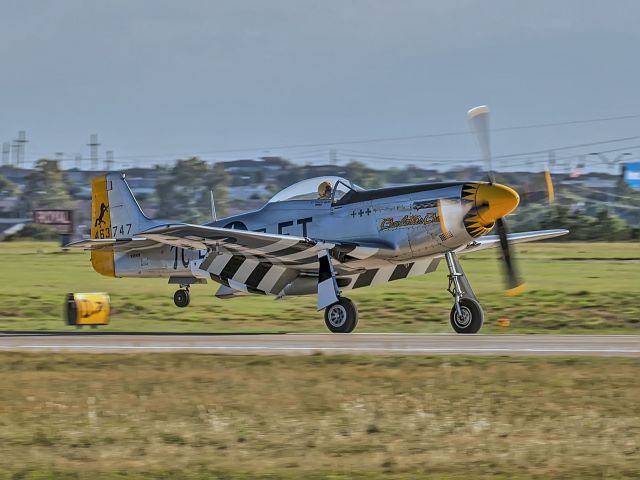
90, 173, 153, 277
91, 173, 152, 240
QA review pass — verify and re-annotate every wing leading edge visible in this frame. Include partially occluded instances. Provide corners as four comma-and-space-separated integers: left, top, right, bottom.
459, 229, 569, 254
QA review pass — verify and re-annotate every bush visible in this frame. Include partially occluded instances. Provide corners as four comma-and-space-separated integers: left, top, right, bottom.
4, 223, 60, 241
510, 204, 637, 241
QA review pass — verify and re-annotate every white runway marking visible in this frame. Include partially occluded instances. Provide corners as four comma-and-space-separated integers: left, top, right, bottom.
1, 334, 640, 356
10, 345, 640, 354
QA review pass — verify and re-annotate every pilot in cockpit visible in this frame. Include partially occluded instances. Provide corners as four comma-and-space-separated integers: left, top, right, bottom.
318, 181, 332, 200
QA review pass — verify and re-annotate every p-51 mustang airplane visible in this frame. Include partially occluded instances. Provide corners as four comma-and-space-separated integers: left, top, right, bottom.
69, 106, 567, 333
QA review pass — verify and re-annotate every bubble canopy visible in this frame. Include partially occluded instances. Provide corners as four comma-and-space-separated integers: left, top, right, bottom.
267, 176, 364, 203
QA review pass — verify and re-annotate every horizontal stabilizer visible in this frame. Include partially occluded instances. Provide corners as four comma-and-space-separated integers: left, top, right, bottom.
65, 237, 155, 251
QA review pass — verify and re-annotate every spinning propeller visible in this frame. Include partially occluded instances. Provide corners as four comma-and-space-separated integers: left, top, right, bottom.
467, 106, 526, 296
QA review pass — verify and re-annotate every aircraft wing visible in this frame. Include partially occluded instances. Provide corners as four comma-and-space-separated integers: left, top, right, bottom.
140, 223, 395, 266
140, 223, 338, 264
459, 229, 569, 254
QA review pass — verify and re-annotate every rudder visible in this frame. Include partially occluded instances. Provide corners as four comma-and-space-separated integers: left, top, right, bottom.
91, 175, 112, 240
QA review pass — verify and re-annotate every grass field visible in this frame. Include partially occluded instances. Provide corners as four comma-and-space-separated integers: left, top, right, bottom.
0, 242, 640, 333
0, 353, 639, 479
0, 241, 639, 333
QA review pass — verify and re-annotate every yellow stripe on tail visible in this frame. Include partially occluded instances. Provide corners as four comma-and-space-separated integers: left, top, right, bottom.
90, 175, 115, 277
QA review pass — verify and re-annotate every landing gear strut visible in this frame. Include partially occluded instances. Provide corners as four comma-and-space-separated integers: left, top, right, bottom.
445, 251, 483, 334
173, 286, 190, 308
317, 250, 359, 333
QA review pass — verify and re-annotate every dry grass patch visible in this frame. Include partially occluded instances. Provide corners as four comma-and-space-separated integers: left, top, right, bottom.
0, 353, 639, 479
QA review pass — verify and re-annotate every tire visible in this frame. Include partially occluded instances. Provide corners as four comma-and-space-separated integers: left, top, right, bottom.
449, 297, 483, 334
174, 289, 190, 308
324, 297, 358, 333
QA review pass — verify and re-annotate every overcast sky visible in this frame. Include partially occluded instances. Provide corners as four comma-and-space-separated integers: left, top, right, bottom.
2, 0, 640, 170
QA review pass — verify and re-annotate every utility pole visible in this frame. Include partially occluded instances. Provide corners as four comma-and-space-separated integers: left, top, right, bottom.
105, 150, 114, 170
75, 154, 82, 170
87, 134, 100, 170
589, 152, 633, 175
1, 142, 9, 166
11, 140, 19, 167
588, 152, 632, 216
16, 131, 27, 167
548, 151, 556, 170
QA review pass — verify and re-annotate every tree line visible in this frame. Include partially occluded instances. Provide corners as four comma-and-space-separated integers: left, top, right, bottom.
1, 157, 638, 241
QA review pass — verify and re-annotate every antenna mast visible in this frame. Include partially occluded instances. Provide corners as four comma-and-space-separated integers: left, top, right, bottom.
210, 190, 217, 222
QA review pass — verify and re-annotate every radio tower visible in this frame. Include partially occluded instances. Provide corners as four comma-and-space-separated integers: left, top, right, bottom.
1, 142, 9, 166
16, 131, 27, 167
87, 134, 100, 170
11, 140, 19, 167
105, 150, 114, 170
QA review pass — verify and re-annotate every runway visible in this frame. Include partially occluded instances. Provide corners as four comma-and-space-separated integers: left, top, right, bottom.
1, 332, 639, 356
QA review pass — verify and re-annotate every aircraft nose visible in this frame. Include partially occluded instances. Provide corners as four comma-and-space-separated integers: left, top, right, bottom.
474, 183, 520, 225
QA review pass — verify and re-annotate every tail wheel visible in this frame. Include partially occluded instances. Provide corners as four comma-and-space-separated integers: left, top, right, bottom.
324, 297, 358, 333
450, 297, 483, 334
174, 289, 190, 308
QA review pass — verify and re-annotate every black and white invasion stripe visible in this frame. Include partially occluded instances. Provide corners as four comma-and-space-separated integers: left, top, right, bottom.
343, 258, 441, 290
202, 252, 297, 295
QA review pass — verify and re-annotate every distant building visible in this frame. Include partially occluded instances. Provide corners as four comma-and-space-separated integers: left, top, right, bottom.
227, 184, 271, 200
560, 174, 617, 189
126, 177, 156, 195
0, 166, 31, 190
0, 196, 19, 215
221, 157, 290, 186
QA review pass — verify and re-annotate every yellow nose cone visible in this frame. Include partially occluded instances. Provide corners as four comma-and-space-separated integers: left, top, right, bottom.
475, 183, 520, 225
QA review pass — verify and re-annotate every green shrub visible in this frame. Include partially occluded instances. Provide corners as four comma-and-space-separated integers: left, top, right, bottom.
4, 223, 60, 241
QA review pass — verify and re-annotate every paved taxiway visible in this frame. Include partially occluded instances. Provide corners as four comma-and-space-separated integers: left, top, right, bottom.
0, 333, 639, 356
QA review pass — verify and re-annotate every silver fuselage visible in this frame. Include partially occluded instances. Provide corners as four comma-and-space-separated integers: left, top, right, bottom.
115, 182, 479, 279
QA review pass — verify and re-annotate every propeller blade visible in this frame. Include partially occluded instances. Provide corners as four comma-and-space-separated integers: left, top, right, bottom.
496, 217, 526, 296
467, 104, 524, 295
467, 105, 494, 183
544, 167, 555, 204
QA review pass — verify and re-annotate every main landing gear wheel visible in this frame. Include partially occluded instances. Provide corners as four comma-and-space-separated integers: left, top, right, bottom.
173, 288, 190, 308
324, 297, 358, 333
450, 297, 483, 334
